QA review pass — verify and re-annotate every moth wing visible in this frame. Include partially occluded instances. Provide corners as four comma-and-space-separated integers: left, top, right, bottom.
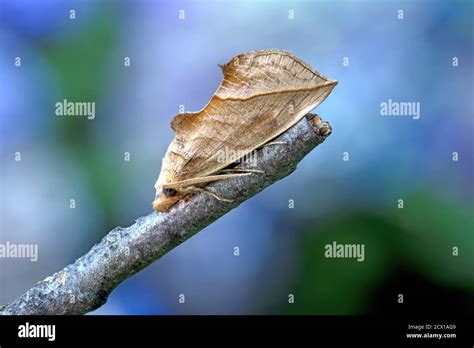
171, 111, 200, 138
168, 49, 337, 181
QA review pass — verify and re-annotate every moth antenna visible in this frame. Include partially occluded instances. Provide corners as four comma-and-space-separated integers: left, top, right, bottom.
163, 173, 251, 189
217, 64, 225, 72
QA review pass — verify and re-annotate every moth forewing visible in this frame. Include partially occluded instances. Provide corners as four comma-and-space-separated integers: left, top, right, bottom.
153, 49, 337, 212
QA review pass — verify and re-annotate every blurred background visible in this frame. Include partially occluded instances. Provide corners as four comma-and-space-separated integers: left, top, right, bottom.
0, 0, 473, 315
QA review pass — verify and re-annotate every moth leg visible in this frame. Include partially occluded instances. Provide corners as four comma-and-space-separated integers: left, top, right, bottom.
261, 141, 287, 148
219, 168, 264, 174
182, 186, 234, 203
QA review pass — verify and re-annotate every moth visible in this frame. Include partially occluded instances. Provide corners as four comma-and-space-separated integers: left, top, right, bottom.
153, 49, 337, 212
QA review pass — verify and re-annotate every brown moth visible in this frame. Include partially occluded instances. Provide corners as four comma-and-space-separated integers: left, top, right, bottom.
153, 49, 337, 212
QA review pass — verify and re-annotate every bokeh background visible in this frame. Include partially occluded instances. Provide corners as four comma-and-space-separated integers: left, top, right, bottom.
0, 0, 473, 315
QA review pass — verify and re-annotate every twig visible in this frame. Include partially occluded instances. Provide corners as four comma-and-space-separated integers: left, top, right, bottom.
0, 114, 332, 315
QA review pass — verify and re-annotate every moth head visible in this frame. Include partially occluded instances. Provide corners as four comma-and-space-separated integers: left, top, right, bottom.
152, 184, 184, 212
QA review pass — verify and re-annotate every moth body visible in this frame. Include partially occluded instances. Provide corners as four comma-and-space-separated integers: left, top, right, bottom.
153, 49, 337, 212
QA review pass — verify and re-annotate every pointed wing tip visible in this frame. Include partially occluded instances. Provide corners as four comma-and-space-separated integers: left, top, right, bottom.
326, 79, 338, 89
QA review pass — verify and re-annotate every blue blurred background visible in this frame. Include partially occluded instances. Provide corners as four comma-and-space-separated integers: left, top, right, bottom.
0, 0, 473, 314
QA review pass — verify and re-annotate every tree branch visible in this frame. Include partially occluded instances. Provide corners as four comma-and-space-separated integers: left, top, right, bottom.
0, 114, 332, 315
